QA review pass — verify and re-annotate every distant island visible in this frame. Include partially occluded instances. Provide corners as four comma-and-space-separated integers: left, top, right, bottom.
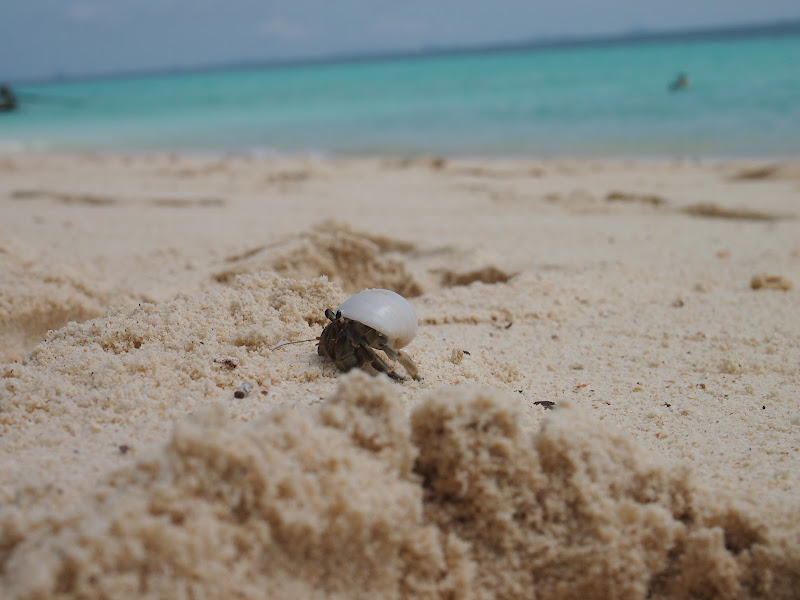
411, 18, 800, 59
19, 17, 800, 84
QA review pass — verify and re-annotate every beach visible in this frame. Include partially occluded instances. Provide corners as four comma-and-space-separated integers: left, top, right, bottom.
1, 151, 799, 597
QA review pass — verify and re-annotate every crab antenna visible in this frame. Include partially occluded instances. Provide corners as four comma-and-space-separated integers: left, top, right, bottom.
271, 338, 319, 351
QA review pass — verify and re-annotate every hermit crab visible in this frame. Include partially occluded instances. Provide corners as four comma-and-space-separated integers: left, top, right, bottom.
318, 288, 421, 381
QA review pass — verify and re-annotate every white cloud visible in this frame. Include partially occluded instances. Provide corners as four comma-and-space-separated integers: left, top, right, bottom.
257, 17, 310, 40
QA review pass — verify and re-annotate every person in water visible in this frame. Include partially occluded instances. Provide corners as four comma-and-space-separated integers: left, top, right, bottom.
668, 73, 690, 92
0, 84, 18, 111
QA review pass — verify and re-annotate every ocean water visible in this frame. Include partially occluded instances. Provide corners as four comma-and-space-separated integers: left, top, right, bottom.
2, 33, 800, 157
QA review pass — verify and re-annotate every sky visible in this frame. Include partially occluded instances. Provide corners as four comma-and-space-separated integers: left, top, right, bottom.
2, 0, 799, 82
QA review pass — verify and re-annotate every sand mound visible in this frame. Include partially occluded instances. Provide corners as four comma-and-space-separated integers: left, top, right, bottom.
728, 162, 800, 183
681, 203, 788, 222
212, 220, 519, 300
439, 265, 515, 288
2, 272, 342, 426
750, 273, 793, 291
2, 372, 797, 599
0, 235, 121, 363
214, 220, 424, 297
0, 273, 345, 519
606, 190, 667, 206
412, 389, 798, 599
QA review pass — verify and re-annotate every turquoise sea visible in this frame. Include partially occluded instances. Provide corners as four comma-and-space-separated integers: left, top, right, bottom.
2, 32, 800, 157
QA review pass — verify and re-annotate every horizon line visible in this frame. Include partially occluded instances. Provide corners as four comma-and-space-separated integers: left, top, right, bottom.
9, 16, 800, 86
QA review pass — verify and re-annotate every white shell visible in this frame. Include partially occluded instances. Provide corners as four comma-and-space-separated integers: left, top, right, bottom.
337, 289, 418, 349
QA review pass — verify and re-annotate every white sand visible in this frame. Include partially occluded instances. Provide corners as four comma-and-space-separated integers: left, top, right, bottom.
1, 153, 799, 597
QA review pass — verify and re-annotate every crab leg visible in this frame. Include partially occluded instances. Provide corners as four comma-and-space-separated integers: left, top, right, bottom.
355, 345, 405, 381
378, 341, 420, 381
